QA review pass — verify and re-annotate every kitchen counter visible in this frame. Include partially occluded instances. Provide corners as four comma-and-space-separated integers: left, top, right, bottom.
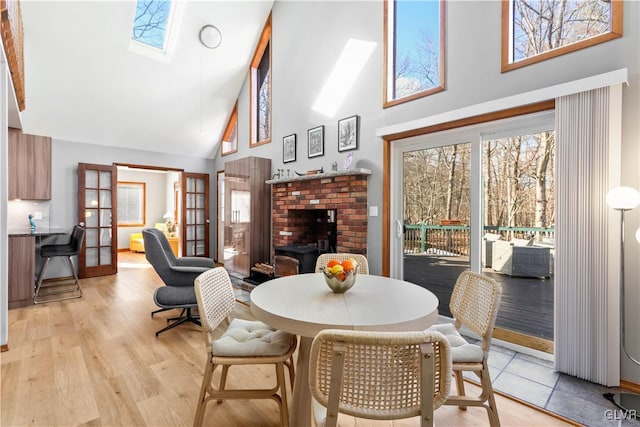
8, 227, 68, 237
8, 227, 71, 308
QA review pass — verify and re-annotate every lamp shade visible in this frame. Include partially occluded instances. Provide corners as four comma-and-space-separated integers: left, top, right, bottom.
163, 211, 174, 220
606, 187, 640, 210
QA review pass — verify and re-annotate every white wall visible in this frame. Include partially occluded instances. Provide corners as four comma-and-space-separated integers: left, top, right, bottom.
116, 169, 170, 250
215, 1, 640, 381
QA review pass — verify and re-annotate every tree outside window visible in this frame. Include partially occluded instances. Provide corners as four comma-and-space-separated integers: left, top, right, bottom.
502, 0, 622, 71
250, 14, 272, 147
384, 0, 445, 108
221, 102, 238, 156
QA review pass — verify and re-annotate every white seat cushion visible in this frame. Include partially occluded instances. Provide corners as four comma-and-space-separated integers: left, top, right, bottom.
211, 318, 293, 357
429, 323, 483, 363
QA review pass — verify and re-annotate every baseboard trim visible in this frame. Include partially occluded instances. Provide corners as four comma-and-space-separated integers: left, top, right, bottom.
621, 379, 640, 393
493, 327, 554, 354
1, 344, 8, 352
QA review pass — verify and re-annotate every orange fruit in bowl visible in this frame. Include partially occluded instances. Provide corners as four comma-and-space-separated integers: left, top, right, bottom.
327, 259, 341, 268
341, 260, 355, 272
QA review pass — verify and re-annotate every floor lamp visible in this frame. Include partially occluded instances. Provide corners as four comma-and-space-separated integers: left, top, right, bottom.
605, 186, 640, 412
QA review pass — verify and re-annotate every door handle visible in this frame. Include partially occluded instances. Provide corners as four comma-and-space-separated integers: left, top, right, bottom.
395, 220, 403, 238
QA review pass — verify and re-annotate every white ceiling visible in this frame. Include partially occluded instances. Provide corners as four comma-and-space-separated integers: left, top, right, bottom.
10, 0, 273, 159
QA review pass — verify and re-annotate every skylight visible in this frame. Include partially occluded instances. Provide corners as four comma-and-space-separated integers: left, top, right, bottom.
131, 0, 173, 50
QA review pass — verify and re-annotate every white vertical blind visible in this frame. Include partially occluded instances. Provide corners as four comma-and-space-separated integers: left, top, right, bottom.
555, 86, 620, 386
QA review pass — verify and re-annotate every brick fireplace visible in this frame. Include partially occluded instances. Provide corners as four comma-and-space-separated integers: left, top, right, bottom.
269, 169, 371, 258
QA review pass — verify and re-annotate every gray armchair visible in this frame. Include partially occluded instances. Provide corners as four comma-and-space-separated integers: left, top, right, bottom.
143, 228, 215, 336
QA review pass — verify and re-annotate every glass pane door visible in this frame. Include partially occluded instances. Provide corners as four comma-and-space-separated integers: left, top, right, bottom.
402, 143, 471, 318
77, 163, 117, 278
217, 171, 225, 263
183, 172, 210, 257
482, 128, 555, 342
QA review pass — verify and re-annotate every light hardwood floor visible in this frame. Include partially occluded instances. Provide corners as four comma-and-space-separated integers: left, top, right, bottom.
1, 252, 577, 426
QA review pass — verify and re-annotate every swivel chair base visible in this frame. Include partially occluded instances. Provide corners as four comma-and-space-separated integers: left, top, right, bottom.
153, 307, 201, 336
152, 286, 201, 336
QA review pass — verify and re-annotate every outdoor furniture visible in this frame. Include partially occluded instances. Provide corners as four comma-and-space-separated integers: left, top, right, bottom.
309, 329, 451, 427
430, 271, 503, 427
482, 233, 502, 268
491, 239, 551, 278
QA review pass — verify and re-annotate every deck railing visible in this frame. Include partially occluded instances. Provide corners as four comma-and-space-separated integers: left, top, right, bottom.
404, 224, 555, 256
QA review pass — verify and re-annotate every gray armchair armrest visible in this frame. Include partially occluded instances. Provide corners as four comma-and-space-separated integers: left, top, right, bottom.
176, 257, 215, 268
164, 265, 212, 286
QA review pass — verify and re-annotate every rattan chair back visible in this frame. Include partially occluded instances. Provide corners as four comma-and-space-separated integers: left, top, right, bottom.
449, 271, 502, 353
194, 266, 236, 346
314, 253, 369, 274
192, 267, 297, 427
309, 329, 451, 427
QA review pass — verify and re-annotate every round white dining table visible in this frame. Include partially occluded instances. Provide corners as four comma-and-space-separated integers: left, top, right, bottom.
250, 273, 439, 427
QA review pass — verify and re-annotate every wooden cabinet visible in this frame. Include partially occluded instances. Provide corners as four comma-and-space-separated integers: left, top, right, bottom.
8, 236, 35, 308
223, 157, 271, 277
8, 128, 52, 200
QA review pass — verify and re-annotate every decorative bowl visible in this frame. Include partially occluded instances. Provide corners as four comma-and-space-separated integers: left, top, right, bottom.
321, 268, 357, 293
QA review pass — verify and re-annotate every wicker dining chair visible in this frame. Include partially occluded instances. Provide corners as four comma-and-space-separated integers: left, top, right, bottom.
314, 253, 369, 274
309, 329, 451, 427
429, 271, 503, 427
192, 267, 297, 427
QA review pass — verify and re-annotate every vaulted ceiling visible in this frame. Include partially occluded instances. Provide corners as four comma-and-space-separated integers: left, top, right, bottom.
10, 0, 273, 159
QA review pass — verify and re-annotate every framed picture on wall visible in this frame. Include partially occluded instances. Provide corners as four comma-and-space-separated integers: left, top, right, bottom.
308, 125, 324, 158
283, 134, 296, 163
338, 115, 359, 152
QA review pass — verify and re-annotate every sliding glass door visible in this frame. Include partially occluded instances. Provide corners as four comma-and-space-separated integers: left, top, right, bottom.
391, 111, 555, 350
401, 142, 471, 318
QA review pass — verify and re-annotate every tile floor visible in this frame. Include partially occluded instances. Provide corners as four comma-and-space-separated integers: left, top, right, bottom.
231, 277, 639, 426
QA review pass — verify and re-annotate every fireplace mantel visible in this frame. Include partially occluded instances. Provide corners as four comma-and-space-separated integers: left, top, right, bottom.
266, 168, 371, 185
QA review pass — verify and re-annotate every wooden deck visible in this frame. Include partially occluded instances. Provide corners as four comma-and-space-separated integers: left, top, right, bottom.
403, 254, 554, 341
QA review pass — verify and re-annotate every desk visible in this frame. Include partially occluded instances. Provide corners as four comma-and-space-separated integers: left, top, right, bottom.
250, 273, 439, 427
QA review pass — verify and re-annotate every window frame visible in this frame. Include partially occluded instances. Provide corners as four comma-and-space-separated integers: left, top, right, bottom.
116, 181, 146, 227
221, 102, 238, 156
501, 0, 623, 72
250, 13, 272, 147
383, 0, 446, 109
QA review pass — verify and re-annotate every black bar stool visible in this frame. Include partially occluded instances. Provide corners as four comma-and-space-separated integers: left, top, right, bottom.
34, 225, 86, 304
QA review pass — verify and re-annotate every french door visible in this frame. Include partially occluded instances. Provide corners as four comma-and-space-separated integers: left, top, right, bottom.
182, 172, 210, 257
77, 163, 117, 278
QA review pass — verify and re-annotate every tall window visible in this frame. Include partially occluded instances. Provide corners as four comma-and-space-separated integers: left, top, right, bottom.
502, 0, 622, 72
221, 102, 238, 156
384, 0, 445, 108
250, 14, 272, 147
